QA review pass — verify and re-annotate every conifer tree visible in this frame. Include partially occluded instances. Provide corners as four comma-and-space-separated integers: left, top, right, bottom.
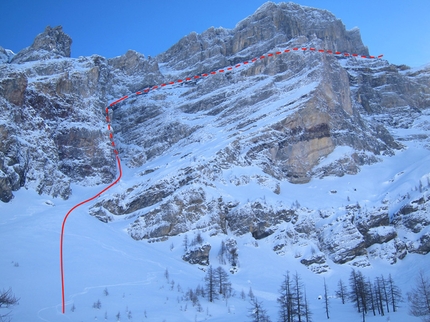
323, 278, 330, 319
293, 272, 305, 322
348, 269, 370, 321
304, 290, 312, 322
214, 266, 231, 298
92, 299, 102, 309
387, 274, 402, 312
248, 297, 271, 322
374, 277, 385, 316
204, 265, 217, 302
380, 275, 390, 313
228, 246, 238, 267
195, 232, 204, 245
218, 241, 227, 265
367, 278, 376, 316
249, 287, 255, 300
277, 272, 294, 322
408, 271, 430, 320
336, 279, 348, 304
349, 269, 364, 313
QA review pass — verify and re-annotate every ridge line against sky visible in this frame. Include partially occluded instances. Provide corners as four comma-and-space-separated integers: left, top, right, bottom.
0, 0, 429, 67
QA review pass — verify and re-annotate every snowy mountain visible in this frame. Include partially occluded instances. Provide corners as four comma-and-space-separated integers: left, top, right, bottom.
1, 2, 430, 321
0, 46, 15, 64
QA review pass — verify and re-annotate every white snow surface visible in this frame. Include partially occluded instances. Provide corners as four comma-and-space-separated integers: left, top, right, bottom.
1, 108, 430, 321
1, 43, 430, 321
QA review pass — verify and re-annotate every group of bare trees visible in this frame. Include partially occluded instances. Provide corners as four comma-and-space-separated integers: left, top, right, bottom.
3, 264, 428, 322
246, 271, 312, 322
337, 269, 403, 322
204, 265, 233, 302
276, 271, 311, 322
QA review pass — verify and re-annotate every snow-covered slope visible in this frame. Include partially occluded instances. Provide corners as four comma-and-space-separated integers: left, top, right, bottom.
1, 64, 429, 320
1, 2, 430, 321
0, 149, 429, 321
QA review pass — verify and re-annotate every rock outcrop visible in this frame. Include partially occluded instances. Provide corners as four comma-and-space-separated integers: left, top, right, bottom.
182, 244, 211, 266
0, 46, 15, 63
0, 30, 115, 200
1, 3, 429, 270
157, 2, 368, 77
12, 26, 72, 63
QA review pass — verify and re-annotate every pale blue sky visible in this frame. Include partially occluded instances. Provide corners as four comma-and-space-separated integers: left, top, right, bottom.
1, 0, 429, 67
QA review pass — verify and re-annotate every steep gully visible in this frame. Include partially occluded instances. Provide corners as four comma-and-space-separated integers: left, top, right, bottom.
59, 45, 383, 313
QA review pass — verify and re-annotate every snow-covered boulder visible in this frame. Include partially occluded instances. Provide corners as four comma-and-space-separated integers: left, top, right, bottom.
182, 243, 211, 266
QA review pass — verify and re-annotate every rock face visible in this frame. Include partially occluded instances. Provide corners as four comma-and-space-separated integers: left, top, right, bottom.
1, 3, 429, 269
182, 244, 211, 266
12, 26, 72, 63
0, 29, 113, 200
158, 2, 368, 77
0, 46, 15, 63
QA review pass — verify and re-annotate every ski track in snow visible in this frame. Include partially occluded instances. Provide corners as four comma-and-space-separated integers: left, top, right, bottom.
37, 275, 157, 322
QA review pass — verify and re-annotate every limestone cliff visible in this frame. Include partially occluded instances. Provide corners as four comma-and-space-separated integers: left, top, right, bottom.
0, 2, 429, 269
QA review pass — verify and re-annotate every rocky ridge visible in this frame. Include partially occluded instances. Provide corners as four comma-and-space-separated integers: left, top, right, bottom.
1, 3, 429, 270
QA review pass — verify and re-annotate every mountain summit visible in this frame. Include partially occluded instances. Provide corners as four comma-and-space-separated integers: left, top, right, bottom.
0, 2, 429, 269
12, 25, 72, 63
158, 1, 368, 76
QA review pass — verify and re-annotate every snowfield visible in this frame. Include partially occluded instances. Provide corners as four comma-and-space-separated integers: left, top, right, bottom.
2, 3, 430, 321
1, 114, 430, 321
1, 56, 430, 321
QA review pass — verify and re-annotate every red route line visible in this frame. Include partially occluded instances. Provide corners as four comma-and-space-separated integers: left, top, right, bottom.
108, 46, 383, 108
61, 44, 383, 314
60, 109, 121, 314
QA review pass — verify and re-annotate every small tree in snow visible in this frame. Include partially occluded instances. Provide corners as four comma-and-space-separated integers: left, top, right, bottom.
387, 274, 402, 312
164, 268, 170, 281
93, 299, 102, 309
304, 290, 312, 322
228, 246, 239, 267
214, 266, 232, 298
248, 297, 271, 322
336, 279, 348, 304
205, 266, 217, 302
218, 240, 227, 265
192, 232, 204, 246
277, 272, 294, 322
0, 288, 19, 318
323, 278, 330, 319
241, 289, 247, 300
248, 287, 255, 300
293, 271, 307, 321
374, 276, 385, 316
408, 271, 430, 321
